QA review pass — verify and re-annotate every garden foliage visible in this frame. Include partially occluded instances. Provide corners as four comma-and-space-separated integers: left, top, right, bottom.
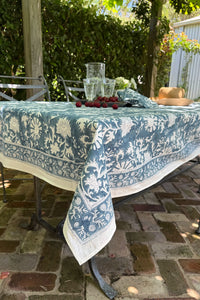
0, 0, 24, 75
1, 0, 199, 99
42, 0, 149, 95
0, 0, 148, 97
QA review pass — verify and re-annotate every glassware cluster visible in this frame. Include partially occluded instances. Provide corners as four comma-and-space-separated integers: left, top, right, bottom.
83, 62, 116, 101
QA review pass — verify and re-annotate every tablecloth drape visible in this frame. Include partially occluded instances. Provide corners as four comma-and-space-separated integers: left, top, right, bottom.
1, 101, 200, 264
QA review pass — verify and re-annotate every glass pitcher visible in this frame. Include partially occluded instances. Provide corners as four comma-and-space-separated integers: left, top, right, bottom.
85, 62, 105, 79
85, 62, 105, 97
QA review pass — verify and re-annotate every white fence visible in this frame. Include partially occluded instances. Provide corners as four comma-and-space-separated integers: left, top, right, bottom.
169, 16, 200, 100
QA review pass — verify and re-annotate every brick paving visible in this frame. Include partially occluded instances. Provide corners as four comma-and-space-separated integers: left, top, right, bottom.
0, 162, 200, 299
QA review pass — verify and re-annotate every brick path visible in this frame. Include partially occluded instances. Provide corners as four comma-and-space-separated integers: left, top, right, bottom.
0, 162, 200, 300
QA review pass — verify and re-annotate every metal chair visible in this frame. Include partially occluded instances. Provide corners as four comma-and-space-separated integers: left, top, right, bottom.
58, 75, 85, 102
0, 75, 51, 102
0, 74, 51, 202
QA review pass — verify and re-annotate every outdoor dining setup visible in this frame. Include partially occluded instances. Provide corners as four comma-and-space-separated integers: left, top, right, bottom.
59, 62, 117, 105
1, 62, 200, 299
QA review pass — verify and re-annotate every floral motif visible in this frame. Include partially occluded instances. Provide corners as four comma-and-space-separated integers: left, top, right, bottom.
30, 117, 41, 140
9, 117, 19, 132
22, 115, 28, 126
85, 174, 99, 193
1, 101, 200, 265
50, 142, 60, 154
56, 118, 71, 138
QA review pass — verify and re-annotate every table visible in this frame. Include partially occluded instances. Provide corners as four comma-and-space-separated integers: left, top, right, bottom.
1, 101, 200, 266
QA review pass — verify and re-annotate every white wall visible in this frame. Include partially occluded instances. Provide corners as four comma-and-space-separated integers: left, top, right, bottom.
169, 18, 200, 100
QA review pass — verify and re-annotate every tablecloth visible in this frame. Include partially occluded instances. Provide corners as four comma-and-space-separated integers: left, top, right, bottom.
1, 101, 200, 264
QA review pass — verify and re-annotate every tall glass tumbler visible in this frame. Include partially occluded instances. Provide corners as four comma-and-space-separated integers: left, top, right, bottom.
85, 62, 105, 97
102, 78, 116, 98
83, 78, 98, 101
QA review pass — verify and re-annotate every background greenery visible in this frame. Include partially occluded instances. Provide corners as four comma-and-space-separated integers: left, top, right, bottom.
42, 0, 148, 97
0, 0, 153, 99
0, 0, 24, 75
0, 0, 199, 99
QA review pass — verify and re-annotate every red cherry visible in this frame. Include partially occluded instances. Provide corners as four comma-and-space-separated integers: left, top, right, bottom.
112, 104, 118, 109
94, 102, 101, 108
110, 96, 119, 102
102, 103, 108, 108
88, 102, 94, 107
76, 101, 82, 107
85, 102, 89, 107
96, 96, 103, 101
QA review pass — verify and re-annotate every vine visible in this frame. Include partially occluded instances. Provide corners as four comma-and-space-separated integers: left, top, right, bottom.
155, 30, 200, 95
179, 54, 192, 93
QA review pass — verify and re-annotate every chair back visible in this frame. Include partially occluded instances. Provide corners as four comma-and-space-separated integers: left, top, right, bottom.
58, 75, 85, 102
0, 75, 51, 101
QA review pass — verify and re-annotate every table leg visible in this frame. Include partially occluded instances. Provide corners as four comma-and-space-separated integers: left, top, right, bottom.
0, 162, 7, 203
33, 176, 63, 233
55, 219, 65, 239
27, 179, 117, 299
88, 257, 117, 299
195, 220, 200, 235
21, 176, 60, 232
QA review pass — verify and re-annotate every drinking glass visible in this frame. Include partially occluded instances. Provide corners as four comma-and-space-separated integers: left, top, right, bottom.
102, 78, 116, 98
85, 62, 105, 79
85, 62, 105, 97
83, 78, 98, 101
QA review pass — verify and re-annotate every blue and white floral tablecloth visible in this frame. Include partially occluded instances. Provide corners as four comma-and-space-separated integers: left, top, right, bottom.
1, 101, 200, 264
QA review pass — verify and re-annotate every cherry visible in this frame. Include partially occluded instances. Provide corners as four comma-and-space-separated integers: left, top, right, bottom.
112, 104, 118, 109
88, 102, 94, 107
94, 102, 101, 108
76, 101, 82, 107
96, 96, 103, 102
102, 103, 108, 108
109, 96, 118, 102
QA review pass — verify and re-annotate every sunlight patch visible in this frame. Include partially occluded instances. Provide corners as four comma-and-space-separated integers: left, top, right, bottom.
187, 288, 200, 299
128, 286, 139, 294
